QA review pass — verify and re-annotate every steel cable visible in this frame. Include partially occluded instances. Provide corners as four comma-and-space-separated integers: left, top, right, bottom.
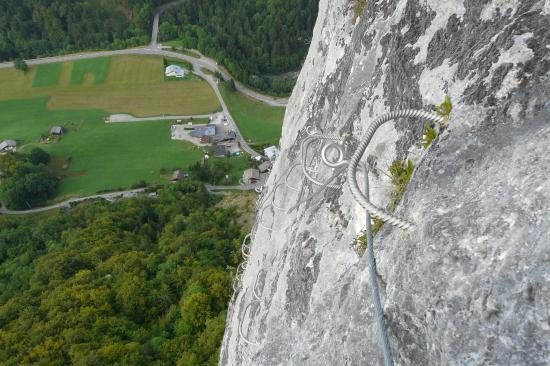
347, 109, 444, 230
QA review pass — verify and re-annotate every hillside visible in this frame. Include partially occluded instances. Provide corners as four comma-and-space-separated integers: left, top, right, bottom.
221, 0, 550, 364
0, 182, 250, 365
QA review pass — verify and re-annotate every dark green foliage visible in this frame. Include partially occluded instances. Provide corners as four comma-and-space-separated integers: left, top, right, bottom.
0, 152, 59, 210
13, 58, 28, 72
0, 0, 173, 62
225, 79, 237, 92
189, 159, 232, 185
0, 181, 245, 365
161, 0, 319, 95
29, 148, 51, 165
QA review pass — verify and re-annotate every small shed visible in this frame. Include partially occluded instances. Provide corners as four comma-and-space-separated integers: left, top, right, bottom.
50, 126, 63, 136
264, 145, 279, 160
258, 161, 272, 173
200, 136, 211, 144
0, 140, 17, 152
213, 145, 227, 157
171, 170, 188, 182
242, 169, 260, 185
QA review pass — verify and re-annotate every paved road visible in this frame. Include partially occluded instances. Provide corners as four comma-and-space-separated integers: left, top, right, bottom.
205, 184, 261, 191
150, 1, 183, 48
0, 189, 147, 215
107, 113, 211, 123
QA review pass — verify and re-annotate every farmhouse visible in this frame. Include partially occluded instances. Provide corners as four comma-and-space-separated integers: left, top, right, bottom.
190, 124, 216, 138
264, 145, 279, 160
165, 65, 187, 78
50, 126, 63, 136
0, 140, 16, 153
242, 169, 260, 185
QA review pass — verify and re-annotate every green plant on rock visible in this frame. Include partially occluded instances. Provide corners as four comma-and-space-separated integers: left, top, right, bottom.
388, 159, 415, 213
353, 161, 414, 243
353, 0, 366, 23
435, 94, 452, 119
423, 123, 437, 149
371, 217, 385, 236
353, 229, 368, 257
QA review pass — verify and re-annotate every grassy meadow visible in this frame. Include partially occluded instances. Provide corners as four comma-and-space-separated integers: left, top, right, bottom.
0, 97, 207, 199
220, 84, 285, 145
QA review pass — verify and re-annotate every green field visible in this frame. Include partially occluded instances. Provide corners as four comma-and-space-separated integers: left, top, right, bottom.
32, 63, 62, 87
0, 55, 220, 116
220, 84, 285, 145
69, 57, 111, 85
0, 97, 207, 199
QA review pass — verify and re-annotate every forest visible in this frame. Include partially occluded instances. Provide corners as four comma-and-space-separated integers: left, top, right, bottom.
0, 0, 172, 61
160, 0, 318, 94
0, 149, 59, 210
0, 181, 246, 365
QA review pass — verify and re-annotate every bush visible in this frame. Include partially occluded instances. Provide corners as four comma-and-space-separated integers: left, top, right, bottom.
29, 148, 51, 165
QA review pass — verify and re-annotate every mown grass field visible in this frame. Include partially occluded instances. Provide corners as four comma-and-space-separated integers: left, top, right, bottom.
220, 84, 285, 145
0, 97, 207, 199
32, 63, 62, 87
0, 55, 221, 116
69, 57, 111, 85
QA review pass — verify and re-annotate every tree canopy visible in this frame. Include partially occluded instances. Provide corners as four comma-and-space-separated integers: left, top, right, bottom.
0, 0, 172, 61
0, 181, 246, 365
161, 0, 318, 95
0, 151, 59, 210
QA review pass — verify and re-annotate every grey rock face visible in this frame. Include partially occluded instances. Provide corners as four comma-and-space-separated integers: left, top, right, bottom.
221, 0, 550, 365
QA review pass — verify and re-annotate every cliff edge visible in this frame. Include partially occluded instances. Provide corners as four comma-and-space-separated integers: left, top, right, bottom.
221, 0, 550, 364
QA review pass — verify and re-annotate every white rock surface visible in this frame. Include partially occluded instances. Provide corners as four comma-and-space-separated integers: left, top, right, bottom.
221, 0, 550, 364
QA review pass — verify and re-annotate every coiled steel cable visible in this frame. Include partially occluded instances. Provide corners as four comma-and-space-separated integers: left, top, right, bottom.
347, 109, 444, 230
301, 135, 343, 189
239, 301, 261, 346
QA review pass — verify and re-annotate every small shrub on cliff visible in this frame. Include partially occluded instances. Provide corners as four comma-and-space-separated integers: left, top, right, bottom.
435, 95, 452, 118
353, 0, 366, 23
423, 123, 437, 149
388, 159, 415, 213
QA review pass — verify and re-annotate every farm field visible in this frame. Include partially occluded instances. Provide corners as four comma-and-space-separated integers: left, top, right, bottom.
220, 84, 285, 146
0, 55, 221, 116
0, 97, 208, 199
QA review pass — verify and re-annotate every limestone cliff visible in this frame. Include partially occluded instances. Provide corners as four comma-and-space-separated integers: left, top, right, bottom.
221, 0, 550, 364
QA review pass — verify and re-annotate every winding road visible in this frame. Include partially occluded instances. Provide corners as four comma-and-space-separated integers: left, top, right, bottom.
0, 189, 147, 215
0, 183, 261, 215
